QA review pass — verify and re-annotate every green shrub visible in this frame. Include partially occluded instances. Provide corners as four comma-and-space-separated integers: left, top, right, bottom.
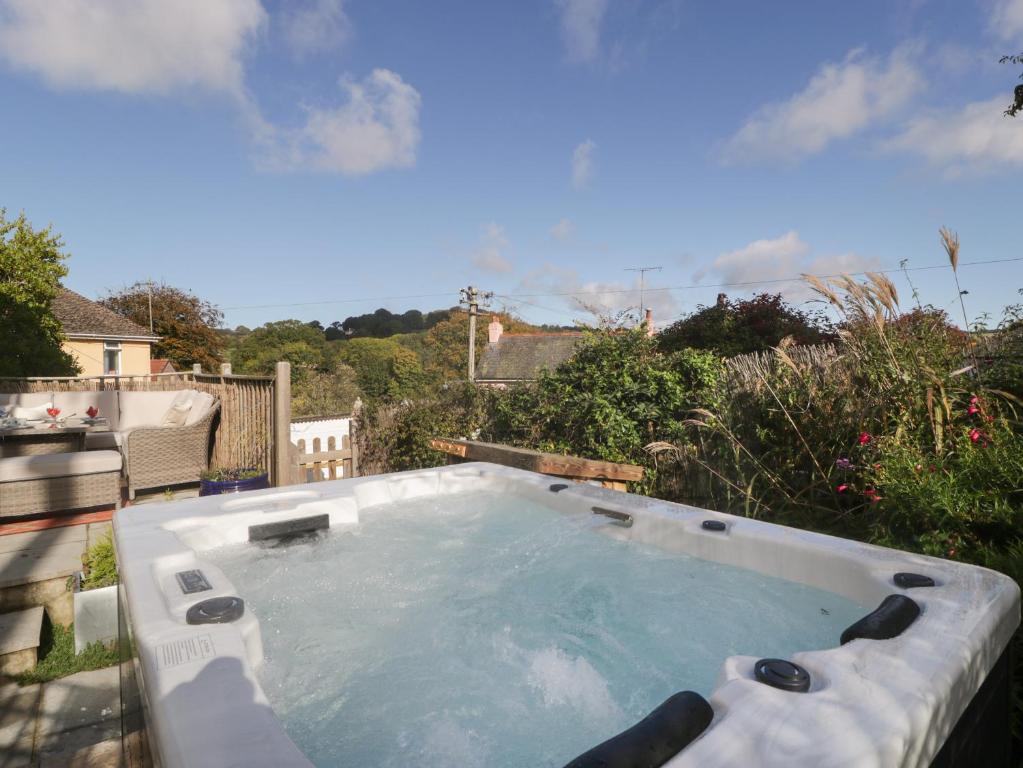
355, 381, 495, 473
485, 329, 723, 496
661, 276, 1023, 550
81, 531, 117, 591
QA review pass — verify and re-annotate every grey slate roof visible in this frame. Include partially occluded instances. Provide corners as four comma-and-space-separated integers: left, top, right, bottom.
52, 289, 159, 340
476, 333, 583, 382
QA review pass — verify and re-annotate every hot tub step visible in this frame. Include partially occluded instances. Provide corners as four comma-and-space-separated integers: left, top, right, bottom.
0, 605, 44, 677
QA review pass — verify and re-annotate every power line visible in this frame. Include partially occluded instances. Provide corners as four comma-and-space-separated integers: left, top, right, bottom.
219, 255, 1023, 312
501, 256, 1023, 299
221, 291, 458, 311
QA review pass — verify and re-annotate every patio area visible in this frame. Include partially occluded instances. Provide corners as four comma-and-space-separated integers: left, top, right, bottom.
0, 666, 120, 768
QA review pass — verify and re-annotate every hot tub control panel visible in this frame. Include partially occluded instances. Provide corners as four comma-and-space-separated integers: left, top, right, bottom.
175, 569, 212, 595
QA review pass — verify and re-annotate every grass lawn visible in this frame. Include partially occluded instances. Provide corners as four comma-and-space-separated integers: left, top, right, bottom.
14, 619, 119, 686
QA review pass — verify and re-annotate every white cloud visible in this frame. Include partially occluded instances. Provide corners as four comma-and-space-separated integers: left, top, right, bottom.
695, 231, 880, 301
263, 69, 421, 175
283, 0, 350, 56
472, 223, 512, 273
572, 139, 596, 189
555, 0, 608, 63
551, 218, 575, 241
990, 0, 1023, 41
721, 47, 924, 164
884, 96, 1023, 174
0, 0, 265, 97
517, 264, 679, 325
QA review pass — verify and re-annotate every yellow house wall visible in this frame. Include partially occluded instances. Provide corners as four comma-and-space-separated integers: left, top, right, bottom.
62, 339, 152, 377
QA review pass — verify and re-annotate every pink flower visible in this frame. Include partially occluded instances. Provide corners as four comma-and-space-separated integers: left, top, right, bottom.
970, 395, 979, 405
46, 407, 60, 418
857, 432, 872, 446
86, 406, 98, 418
863, 487, 882, 503
835, 458, 854, 471
969, 428, 982, 443
836, 484, 849, 494
967, 405, 980, 416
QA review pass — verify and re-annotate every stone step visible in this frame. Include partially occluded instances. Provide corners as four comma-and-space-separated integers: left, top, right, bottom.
0, 606, 44, 677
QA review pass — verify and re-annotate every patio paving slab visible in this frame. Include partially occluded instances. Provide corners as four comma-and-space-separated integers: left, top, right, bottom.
0, 665, 121, 767
0, 681, 42, 768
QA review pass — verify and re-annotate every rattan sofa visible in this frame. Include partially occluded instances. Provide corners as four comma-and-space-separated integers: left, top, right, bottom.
0, 451, 122, 517
1, 389, 220, 500
122, 402, 219, 498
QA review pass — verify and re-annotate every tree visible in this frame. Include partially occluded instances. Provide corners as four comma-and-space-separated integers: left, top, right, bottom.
292, 362, 362, 418
101, 282, 224, 370
1000, 53, 1023, 117
658, 293, 835, 357
232, 320, 330, 384
337, 337, 426, 400
0, 210, 79, 377
327, 307, 451, 340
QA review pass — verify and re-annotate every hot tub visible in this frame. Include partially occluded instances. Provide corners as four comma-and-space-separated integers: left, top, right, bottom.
114, 463, 1019, 767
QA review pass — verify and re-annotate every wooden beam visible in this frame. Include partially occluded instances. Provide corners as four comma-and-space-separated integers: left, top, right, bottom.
0, 508, 114, 536
293, 450, 353, 464
428, 438, 643, 482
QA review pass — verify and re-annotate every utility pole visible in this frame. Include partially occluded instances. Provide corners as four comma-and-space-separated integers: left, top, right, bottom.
625, 266, 662, 321
460, 285, 493, 381
147, 280, 154, 333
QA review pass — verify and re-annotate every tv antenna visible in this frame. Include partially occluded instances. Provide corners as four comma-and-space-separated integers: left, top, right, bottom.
624, 266, 662, 318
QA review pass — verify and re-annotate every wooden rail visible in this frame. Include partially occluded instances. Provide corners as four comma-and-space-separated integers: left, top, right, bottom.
428, 438, 643, 491
290, 433, 357, 484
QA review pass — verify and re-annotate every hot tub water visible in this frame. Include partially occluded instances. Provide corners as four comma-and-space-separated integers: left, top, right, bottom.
208, 491, 868, 767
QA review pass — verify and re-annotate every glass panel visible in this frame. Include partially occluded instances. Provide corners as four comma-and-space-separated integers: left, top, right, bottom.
104, 348, 120, 375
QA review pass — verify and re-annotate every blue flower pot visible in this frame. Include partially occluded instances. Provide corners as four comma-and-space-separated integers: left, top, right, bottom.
199, 472, 270, 497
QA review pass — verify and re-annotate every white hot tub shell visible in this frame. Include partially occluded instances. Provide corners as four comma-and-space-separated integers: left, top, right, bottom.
113, 463, 1020, 767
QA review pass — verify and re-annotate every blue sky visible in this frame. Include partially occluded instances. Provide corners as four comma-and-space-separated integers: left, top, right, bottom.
1, 0, 1022, 330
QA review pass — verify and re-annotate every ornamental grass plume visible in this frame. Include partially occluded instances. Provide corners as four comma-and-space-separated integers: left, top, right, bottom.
940, 226, 960, 272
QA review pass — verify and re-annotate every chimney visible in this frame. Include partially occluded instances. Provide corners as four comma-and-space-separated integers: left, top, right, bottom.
488, 315, 503, 343
644, 308, 654, 337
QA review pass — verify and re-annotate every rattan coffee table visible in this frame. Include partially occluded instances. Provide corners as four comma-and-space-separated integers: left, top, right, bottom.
0, 419, 111, 458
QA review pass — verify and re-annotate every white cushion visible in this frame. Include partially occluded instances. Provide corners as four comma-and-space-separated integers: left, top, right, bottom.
0, 392, 54, 409
184, 392, 215, 426
118, 391, 186, 430
162, 390, 196, 427
53, 391, 120, 430
11, 402, 52, 420
0, 450, 122, 482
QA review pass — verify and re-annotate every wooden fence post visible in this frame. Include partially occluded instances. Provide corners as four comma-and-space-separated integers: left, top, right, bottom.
350, 399, 361, 478
273, 361, 292, 487
220, 363, 232, 375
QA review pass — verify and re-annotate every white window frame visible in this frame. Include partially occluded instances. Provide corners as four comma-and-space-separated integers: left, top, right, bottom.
103, 341, 122, 375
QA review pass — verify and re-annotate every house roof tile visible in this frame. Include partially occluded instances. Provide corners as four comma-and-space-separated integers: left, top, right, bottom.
52, 289, 159, 340
476, 333, 582, 382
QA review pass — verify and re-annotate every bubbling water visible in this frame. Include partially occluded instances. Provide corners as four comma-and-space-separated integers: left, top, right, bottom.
208, 491, 867, 767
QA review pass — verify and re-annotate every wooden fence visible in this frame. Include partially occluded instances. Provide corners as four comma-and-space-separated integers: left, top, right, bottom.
1, 369, 278, 483
290, 433, 357, 484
